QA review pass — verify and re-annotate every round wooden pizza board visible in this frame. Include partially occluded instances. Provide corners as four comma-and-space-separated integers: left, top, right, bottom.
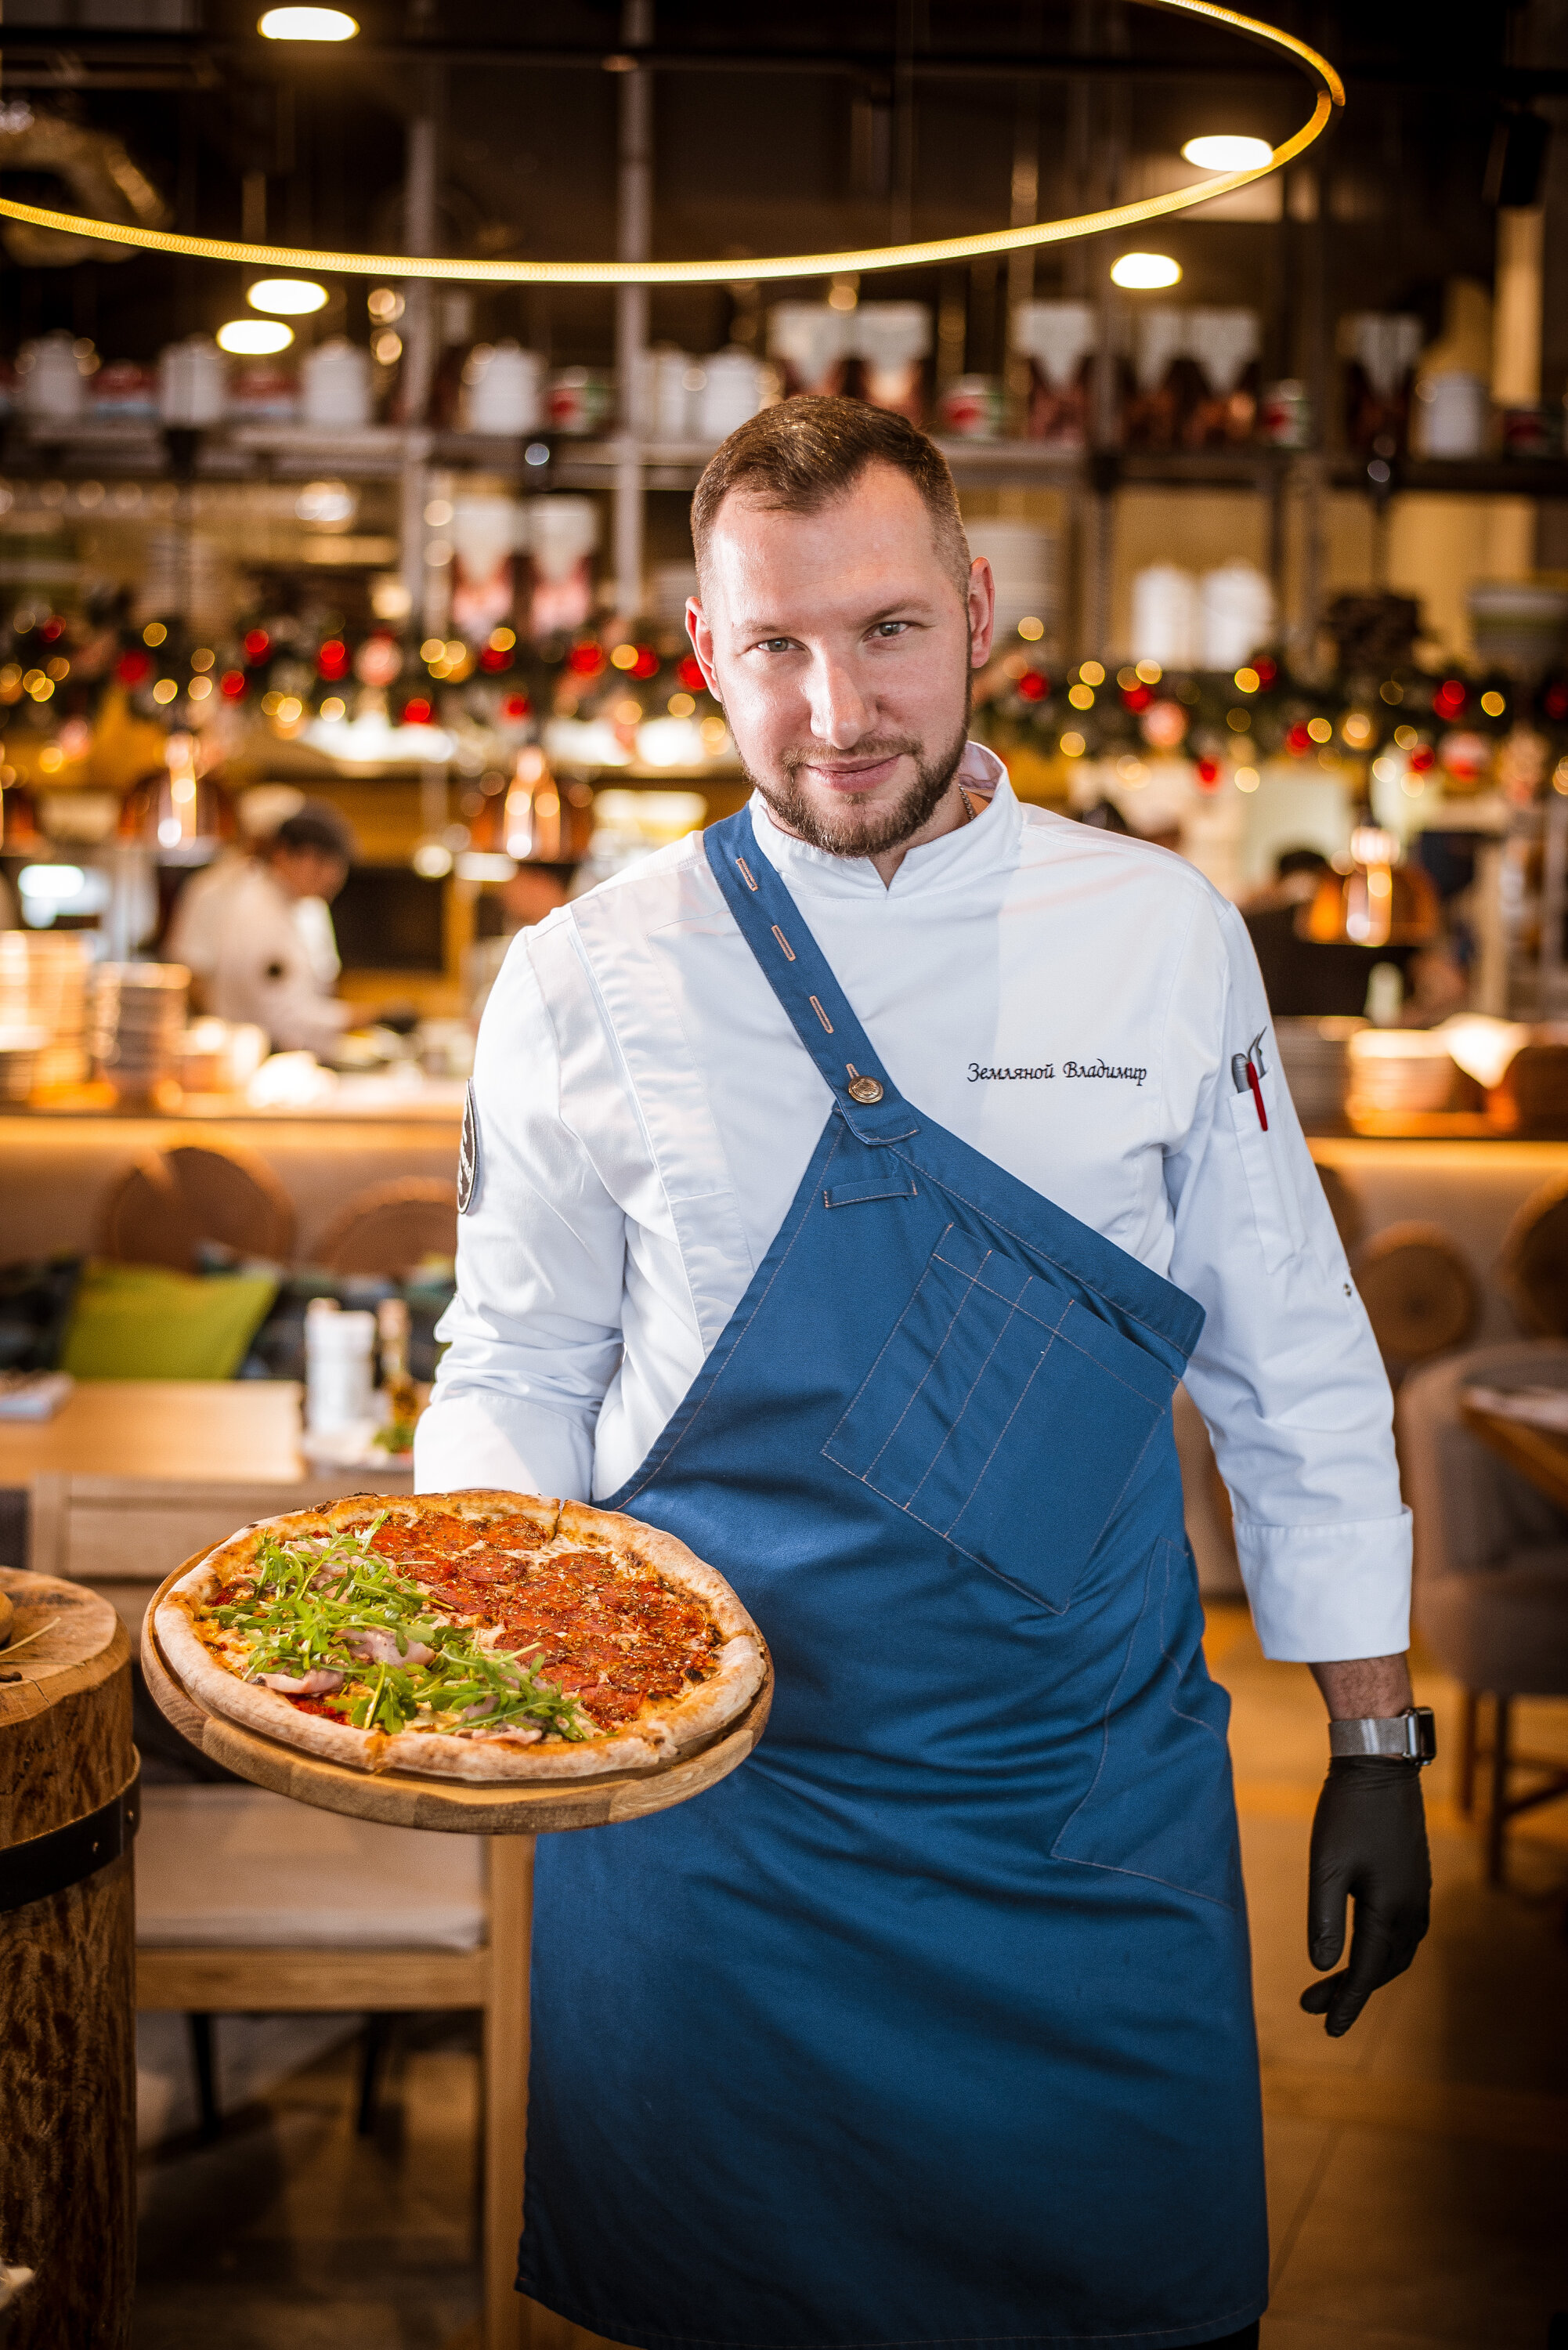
141, 1552, 773, 1837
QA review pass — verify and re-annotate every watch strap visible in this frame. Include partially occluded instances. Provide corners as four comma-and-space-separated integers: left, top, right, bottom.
1328, 1705, 1436, 1763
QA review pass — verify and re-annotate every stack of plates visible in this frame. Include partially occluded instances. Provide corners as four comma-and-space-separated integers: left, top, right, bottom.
0, 931, 92, 1088
0, 1025, 44, 1101
90, 963, 190, 1100
1274, 1018, 1364, 1133
1345, 1028, 1458, 1120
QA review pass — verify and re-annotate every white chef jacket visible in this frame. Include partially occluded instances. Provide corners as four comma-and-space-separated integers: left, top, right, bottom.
204, 862, 351, 1059
418, 744, 1410, 1664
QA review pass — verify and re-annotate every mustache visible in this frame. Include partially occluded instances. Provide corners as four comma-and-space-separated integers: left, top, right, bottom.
779, 739, 922, 777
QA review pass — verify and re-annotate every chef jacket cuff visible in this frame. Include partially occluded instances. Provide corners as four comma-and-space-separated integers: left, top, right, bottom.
1234, 1509, 1413, 1662
414, 1389, 592, 1503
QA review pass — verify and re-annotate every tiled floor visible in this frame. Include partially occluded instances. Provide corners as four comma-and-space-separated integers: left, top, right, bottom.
132, 1610, 1568, 2349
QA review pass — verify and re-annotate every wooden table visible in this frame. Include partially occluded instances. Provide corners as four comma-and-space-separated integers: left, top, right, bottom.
1460, 1401, 1568, 1513
4, 1380, 411, 1636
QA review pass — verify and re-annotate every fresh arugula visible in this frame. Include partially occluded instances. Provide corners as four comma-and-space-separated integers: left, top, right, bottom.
212, 1515, 591, 1741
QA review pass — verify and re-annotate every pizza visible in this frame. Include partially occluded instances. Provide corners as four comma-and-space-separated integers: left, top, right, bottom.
154, 1489, 767, 1783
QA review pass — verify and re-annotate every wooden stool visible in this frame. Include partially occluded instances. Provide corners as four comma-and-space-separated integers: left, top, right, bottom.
1353, 1222, 1479, 1372
0, 1568, 138, 2350
100, 1137, 296, 1271
316, 1178, 457, 1278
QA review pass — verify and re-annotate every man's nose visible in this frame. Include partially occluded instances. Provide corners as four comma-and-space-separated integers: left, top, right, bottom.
806, 652, 871, 748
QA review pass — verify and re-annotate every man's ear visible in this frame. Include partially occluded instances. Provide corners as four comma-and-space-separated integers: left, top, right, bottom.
966, 555, 996, 669
685, 597, 723, 703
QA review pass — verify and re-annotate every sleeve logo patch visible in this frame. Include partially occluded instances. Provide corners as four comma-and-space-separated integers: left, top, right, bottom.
457, 1081, 481, 1214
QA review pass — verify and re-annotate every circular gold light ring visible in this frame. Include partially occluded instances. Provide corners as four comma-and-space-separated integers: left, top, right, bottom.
0, 1, 1340, 287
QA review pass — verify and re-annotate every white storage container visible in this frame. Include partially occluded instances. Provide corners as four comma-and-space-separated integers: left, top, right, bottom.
19, 331, 85, 425
1130, 563, 1201, 668
694, 349, 765, 443
461, 340, 544, 435
1414, 371, 1488, 458
301, 337, 372, 430
158, 336, 226, 428
1198, 560, 1274, 671
305, 1300, 377, 1435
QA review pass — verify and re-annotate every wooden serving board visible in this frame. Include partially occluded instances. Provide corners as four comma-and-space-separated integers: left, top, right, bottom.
141, 1553, 773, 1838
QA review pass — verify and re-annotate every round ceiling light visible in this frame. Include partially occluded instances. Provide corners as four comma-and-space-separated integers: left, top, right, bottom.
248, 277, 328, 315
258, 7, 358, 38
217, 318, 295, 355
1111, 251, 1183, 290
1182, 134, 1274, 172
0, 2, 1339, 287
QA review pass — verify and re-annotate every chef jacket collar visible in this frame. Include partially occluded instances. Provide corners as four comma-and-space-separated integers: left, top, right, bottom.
746, 741, 1022, 902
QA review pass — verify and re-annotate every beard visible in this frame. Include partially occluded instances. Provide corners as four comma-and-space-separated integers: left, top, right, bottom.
742, 701, 972, 860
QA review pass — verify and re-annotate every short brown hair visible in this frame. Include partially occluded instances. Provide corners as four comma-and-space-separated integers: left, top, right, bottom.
690, 396, 970, 598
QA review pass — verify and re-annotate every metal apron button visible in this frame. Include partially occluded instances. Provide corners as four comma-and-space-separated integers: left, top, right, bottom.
847, 1075, 884, 1104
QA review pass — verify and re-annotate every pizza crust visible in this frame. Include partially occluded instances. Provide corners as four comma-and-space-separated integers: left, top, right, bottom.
154, 1488, 767, 1784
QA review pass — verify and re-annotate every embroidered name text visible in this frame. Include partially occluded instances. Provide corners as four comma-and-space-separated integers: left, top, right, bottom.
968, 1062, 1054, 1082
1063, 1058, 1147, 1085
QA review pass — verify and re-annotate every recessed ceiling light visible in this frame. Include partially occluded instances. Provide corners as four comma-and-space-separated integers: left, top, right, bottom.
1111, 252, 1183, 290
258, 7, 358, 39
248, 277, 328, 315
217, 319, 295, 355
1182, 135, 1274, 172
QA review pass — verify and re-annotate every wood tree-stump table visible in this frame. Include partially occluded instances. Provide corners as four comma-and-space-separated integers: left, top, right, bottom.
0, 1569, 138, 2350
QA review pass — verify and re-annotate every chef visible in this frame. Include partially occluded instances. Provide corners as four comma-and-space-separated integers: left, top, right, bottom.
417, 399, 1432, 2350
197, 800, 356, 1059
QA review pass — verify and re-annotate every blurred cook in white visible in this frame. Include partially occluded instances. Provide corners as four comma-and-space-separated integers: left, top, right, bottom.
195, 799, 356, 1058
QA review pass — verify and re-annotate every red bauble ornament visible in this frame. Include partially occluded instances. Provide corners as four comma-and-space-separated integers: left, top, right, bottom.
1408, 744, 1436, 772
1017, 670, 1048, 703
317, 638, 350, 681
630, 645, 659, 680
402, 696, 433, 725
677, 655, 706, 692
1195, 755, 1222, 789
117, 649, 152, 685
502, 692, 532, 720
1286, 721, 1313, 755
568, 641, 606, 678
243, 628, 271, 663
1122, 682, 1152, 712
219, 669, 247, 700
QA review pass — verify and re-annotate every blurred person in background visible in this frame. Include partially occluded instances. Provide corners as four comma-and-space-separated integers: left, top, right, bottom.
193, 800, 356, 1058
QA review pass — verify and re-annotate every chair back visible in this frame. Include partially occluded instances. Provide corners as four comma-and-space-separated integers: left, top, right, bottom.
316, 1179, 457, 1278
1398, 1340, 1568, 1595
1498, 1177, 1568, 1334
100, 1138, 295, 1271
1353, 1221, 1478, 1376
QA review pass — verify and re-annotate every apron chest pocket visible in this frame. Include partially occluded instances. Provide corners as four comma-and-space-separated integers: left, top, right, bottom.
823, 1226, 1176, 1612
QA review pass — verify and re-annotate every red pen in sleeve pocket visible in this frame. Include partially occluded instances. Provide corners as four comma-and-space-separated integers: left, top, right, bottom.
1231, 1031, 1269, 1130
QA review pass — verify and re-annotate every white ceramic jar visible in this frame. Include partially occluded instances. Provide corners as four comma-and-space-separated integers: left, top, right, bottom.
19, 331, 85, 425
304, 1299, 377, 1434
301, 337, 373, 431
462, 340, 544, 435
158, 335, 226, 428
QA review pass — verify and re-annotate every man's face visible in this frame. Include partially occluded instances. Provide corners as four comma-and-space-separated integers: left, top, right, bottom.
687, 463, 994, 859
272, 844, 348, 902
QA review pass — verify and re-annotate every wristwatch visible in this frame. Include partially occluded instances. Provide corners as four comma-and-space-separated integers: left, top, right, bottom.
1328, 1705, 1437, 1764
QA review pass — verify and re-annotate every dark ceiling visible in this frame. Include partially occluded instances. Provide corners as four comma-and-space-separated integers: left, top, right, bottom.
0, 2, 1556, 383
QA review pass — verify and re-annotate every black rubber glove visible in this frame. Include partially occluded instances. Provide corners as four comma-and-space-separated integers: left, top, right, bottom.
1300, 1756, 1431, 2037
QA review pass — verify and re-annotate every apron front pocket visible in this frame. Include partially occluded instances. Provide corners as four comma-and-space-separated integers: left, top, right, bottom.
824, 1224, 1176, 1611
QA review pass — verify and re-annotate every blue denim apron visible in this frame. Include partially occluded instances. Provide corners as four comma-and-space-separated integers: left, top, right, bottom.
518, 811, 1267, 2349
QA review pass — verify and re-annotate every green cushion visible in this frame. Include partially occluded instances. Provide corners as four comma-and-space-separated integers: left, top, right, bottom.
61, 1261, 280, 1382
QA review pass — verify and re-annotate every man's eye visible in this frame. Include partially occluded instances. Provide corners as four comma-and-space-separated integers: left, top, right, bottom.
872, 621, 909, 639
757, 638, 796, 653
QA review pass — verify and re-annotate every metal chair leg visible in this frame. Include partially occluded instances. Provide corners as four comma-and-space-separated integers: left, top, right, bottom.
1487, 1694, 1512, 1887
356, 2013, 396, 2137
188, 2012, 219, 2138
1457, 1687, 1479, 1814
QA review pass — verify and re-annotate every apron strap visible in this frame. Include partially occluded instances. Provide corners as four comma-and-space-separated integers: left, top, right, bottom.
705, 808, 920, 1144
